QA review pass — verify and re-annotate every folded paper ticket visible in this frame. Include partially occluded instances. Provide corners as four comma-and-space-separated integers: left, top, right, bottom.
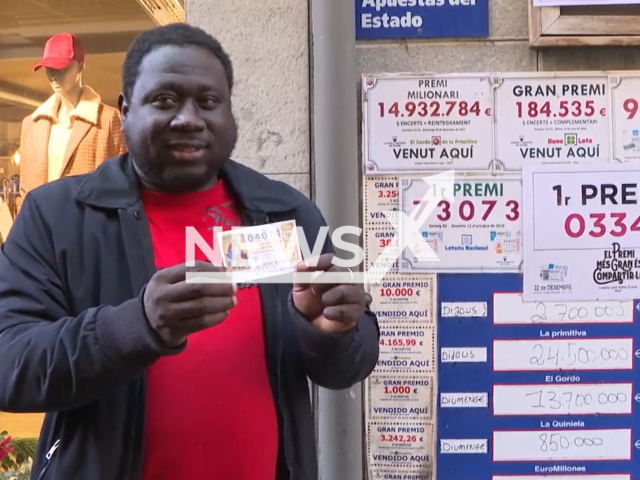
216, 219, 302, 283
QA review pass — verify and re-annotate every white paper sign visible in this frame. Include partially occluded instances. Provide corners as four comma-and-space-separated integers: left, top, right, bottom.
399, 175, 522, 272
493, 73, 610, 170
367, 375, 434, 421
368, 421, 433, 466
367, 274, 435, 323
377, 324, 435, 374
362, 74, 494, 174
364, 175, 399, 215
523, 162, 640, 301
610, 74, 640, 163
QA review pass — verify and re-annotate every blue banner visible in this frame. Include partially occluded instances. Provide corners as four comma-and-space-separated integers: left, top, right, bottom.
356, 0, 489, 41
437, 273, 639, 479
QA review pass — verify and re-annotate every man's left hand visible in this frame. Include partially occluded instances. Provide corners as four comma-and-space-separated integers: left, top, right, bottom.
292, 253, 365, 334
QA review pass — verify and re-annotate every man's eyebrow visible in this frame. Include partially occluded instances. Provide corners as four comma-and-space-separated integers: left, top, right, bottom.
144, 81, 225, 96
146, 80, 189, 92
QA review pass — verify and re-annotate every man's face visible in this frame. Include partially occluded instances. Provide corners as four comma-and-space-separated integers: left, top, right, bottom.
119, 44, 237, 193
45, 61, 83, 94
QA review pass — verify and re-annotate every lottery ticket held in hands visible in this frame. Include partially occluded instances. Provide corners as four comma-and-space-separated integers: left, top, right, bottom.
217, 219, 302, 283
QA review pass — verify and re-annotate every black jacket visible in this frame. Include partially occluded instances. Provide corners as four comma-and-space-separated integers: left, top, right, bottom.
0, 154, 379, 480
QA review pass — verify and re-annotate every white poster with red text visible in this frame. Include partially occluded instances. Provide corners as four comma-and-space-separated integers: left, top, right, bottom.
362, 74, 494, 174
492, 72, 611, 171
398, 175, 523, 272
522, 162, 640, 302
610, 73, 640, 163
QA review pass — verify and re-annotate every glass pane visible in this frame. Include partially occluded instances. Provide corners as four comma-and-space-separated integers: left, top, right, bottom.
0, 0, 184, 452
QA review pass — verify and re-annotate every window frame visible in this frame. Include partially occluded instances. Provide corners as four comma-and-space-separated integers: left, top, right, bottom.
528, 0, 640, 47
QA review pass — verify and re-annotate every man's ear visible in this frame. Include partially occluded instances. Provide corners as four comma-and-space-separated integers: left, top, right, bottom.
118, 93, 128, 121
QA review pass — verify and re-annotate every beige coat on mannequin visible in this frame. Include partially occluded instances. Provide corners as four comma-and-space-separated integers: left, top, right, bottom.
18, 85, 126, 199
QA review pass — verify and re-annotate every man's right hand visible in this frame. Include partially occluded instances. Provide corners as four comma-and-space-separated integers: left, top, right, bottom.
143, 261, 236, 348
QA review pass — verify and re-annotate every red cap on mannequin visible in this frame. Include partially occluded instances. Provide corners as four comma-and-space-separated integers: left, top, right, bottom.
32, 33, 85, 72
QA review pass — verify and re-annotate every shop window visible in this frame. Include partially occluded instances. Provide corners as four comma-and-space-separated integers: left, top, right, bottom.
0, 0, 183, 444
0, 0, 184, 237
529, 0, 640, 47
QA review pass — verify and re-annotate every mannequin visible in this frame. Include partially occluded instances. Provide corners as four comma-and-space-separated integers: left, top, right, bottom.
3, 37, 126, 437
18, 33, 126, 199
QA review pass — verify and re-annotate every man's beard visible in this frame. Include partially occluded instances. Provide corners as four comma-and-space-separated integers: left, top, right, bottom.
155, 161, 221, 193
130, 128, 238, 194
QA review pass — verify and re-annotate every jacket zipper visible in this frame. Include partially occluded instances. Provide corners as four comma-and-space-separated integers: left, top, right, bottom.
36, 439, 60, 480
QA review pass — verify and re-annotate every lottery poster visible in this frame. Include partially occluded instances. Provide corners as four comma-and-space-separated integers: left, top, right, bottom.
362, 74, 494, 174
398, 174, 522, 272
610, 73, 640, 163
492, 72, 610, 171
522, 162, 640, 302
361, 71, 640, 176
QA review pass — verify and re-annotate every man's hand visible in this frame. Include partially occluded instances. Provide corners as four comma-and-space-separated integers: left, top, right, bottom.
143, 261, 236, 347
292, 253, 365, 334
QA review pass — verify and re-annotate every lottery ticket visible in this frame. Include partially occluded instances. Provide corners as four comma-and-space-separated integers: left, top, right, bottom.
364, 176, 400, 233
367, 420, 435, 470
216, 220, 302, 283
364, 175, 399, 219
376, 324, 435, 373
367, 374, 435, 422
367, 274, 435, 324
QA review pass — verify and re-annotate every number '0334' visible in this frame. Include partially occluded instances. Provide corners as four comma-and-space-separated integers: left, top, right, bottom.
552, 184, 640, 238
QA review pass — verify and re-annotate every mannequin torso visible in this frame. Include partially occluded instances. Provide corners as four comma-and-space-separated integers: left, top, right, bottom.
47, 89, 81, 182
18, 49, 126, 198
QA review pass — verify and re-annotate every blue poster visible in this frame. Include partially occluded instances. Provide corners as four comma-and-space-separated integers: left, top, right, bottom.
356, 0, 489, 41
437, 273, 638, 479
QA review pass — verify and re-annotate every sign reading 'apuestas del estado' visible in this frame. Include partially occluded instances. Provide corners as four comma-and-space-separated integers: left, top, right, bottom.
355, 0, 489, 41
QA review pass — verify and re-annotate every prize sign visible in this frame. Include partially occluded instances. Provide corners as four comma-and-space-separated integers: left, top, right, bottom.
610, 74, 640, 163
399, 175, 522, 272
364, 176, 399, 215
493, 73, 610, 171
362, 75, 494, 174
367, 375, 434, 422
523, 163, 640, 302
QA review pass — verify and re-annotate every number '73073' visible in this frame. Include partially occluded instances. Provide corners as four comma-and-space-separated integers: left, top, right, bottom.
411, 199, 520, 222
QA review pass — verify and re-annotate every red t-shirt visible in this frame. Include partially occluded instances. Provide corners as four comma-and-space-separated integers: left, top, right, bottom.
140, 179, 279, 480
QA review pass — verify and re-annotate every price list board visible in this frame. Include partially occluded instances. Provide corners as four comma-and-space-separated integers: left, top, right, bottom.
436, 273, 638, 480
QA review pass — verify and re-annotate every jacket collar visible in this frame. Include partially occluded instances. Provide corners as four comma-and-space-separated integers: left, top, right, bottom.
32, 85, 102, 126
74, 153, 304, 214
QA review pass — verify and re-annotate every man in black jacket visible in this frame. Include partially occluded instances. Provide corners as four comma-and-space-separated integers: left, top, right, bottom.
0, 23, 379, 480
